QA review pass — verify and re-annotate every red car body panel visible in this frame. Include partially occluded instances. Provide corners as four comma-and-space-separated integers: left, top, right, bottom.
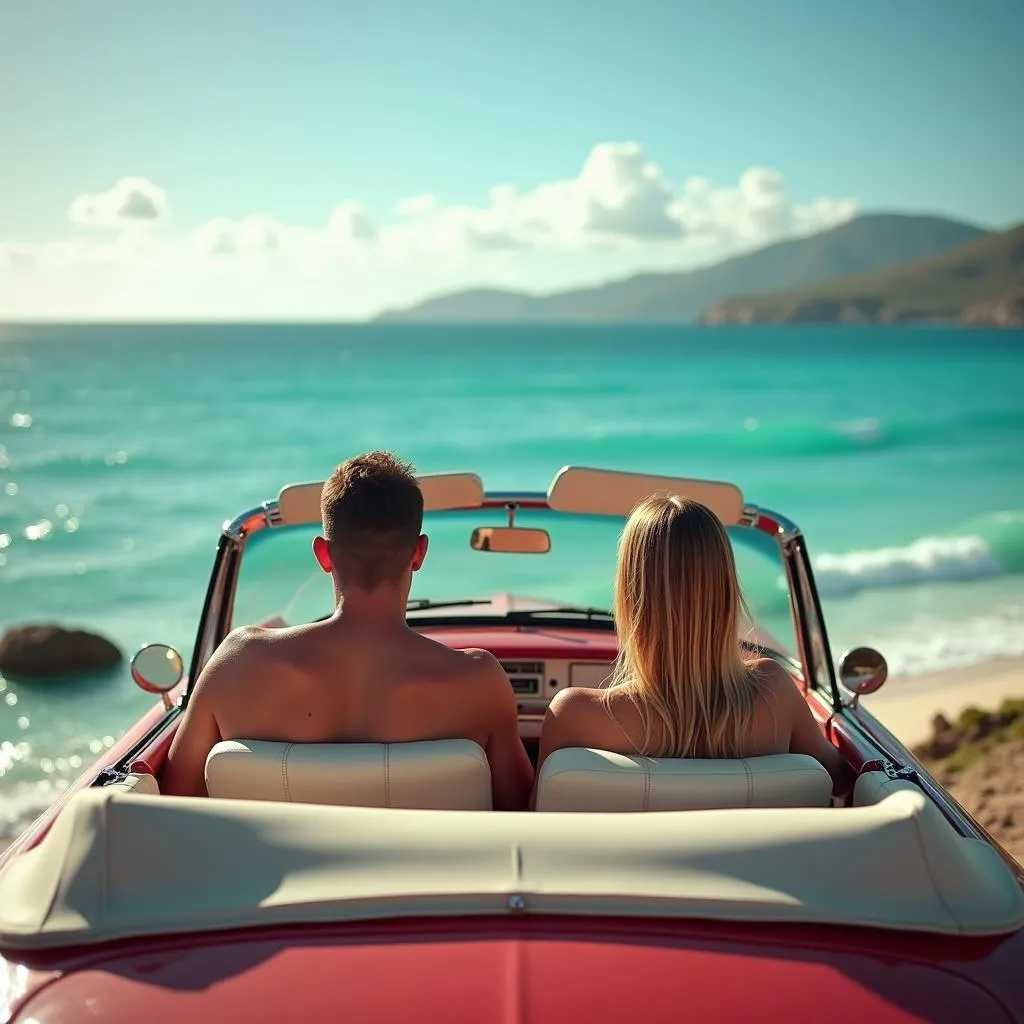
7, 918, 1022, 1024
3, 627, 1022, 1020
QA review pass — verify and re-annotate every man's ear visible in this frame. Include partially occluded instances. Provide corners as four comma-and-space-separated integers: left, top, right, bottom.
411, 534, 429, 572
312, 536, 333, 574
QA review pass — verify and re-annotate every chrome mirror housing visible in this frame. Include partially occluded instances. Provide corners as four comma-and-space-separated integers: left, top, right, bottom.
131, 643, 184, 708
838, 646, 888, 700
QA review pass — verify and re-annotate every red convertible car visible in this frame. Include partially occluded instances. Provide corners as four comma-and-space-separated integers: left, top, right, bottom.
1, 466, 1022, 1023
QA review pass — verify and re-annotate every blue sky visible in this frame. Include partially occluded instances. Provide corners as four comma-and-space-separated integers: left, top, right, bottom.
2, 0, 1022, 318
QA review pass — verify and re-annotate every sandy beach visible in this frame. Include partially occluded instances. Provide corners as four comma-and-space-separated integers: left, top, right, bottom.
862, 657, 1024, 746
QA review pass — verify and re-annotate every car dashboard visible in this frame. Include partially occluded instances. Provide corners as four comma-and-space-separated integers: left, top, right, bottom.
497, 657, 614, 734
412, 617, 619, 739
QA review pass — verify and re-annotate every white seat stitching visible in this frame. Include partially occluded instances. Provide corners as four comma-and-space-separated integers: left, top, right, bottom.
281, 742, 294, 802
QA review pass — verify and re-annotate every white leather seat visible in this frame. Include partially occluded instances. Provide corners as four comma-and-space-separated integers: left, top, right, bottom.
536, 748, 832, 812
206, 738, 492, 810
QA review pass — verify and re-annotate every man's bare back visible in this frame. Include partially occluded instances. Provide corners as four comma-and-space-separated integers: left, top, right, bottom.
161, 618, 534, 809
162, 451, 534, 810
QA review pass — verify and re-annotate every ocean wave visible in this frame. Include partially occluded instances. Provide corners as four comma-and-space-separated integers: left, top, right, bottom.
813, 510, 1024, 598
815, 537, 1003, 596
416, 404, 1024, 464
5, 449, 177, 476
879, 608, 1024, 678
418, 420, 896, 465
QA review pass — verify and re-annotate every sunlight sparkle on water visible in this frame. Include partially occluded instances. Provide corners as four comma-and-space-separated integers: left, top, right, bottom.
23, 520, 53, 542
9, 413, 32, 428
0, 742, 30, 773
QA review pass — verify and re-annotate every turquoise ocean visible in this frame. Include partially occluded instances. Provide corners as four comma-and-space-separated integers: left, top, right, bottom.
1, 323, 1023, 835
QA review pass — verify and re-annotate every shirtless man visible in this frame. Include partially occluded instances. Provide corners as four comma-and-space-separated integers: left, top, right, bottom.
161, 451, 534, 810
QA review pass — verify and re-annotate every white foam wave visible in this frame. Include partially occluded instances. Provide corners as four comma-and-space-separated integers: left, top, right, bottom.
834, 417, 883, 443
872, 608, 1024, 678
814, 535, 1003, 597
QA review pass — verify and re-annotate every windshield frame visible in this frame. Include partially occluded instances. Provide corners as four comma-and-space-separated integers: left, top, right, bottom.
184, 491, 839, 708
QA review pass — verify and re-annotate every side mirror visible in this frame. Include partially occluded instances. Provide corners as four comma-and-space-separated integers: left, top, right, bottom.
838, 646, 888, 698
131, 643, 184, 704
470, 526, 551, 554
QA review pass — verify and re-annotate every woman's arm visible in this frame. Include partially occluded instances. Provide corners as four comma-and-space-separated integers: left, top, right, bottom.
530, 687, 584, 810
767, 664, 852, 796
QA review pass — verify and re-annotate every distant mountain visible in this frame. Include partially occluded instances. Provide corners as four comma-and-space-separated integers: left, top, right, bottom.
375, 214, 989, 323
700, 222, 1024, 327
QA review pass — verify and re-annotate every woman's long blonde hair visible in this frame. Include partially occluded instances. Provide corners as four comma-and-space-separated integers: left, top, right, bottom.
606, 495, 761, 758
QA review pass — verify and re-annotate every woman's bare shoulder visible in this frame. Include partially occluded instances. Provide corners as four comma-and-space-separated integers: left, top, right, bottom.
546, 684, 607, 720
751, 657, 801, 692
749, 657, 805, 717
543, 685, 641, 752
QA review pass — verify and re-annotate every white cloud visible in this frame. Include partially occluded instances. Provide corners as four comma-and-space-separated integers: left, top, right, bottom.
395, 193, 438, 218
67, 177, 168, 227
193, 215, 283, 256
374, 143, 853, 256
328, 201, 377, 242
578, 142, 682, 238
0, 244, 35, 271
670, 166, 857, 247
4, 144, 859, 318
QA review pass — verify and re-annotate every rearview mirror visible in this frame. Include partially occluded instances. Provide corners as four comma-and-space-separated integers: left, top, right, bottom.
470, 526, 551, 554
838, 646, 888, 697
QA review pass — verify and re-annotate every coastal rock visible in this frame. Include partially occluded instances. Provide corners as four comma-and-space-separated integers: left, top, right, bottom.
924, 713, 960, 759
700, 303, 757, 325
943, 742, 1024, 864
960, 297, 1024, 328
913, 701, 1024, 865
0, 624, 122, 678
785, 298, 844, 323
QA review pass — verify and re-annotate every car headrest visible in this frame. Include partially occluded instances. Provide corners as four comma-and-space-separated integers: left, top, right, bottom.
536, 748, 833, 812
206, 738, 492, 810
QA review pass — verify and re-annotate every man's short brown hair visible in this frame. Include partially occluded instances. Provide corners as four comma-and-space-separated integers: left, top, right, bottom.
320, 451, 424, 590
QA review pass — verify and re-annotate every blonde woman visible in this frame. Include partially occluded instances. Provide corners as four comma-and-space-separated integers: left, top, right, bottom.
535, 496, 849, 794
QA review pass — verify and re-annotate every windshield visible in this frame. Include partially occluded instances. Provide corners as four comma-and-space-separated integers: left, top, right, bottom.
232, 507, 798, 659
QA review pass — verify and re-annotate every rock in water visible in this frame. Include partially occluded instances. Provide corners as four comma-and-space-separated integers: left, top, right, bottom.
0, 624, 123, 678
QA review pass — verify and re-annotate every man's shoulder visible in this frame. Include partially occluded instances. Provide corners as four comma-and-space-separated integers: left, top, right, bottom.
196, 626, 279, 688
448, 646, 506, 681
217, 625, 277, 659
409, 634, 496, 670
413, 642, 510, 697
